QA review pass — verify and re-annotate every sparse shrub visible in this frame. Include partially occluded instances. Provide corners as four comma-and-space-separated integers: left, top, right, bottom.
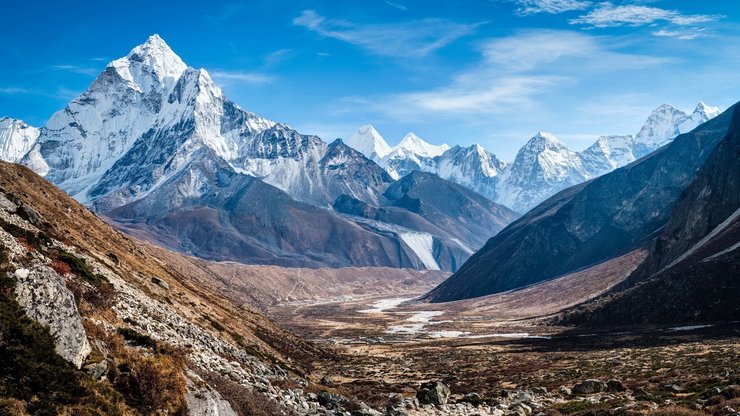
0, 218, 51, 251
51, 258, 72, 276
56, 251, 109, 287
114, 355, 187, 414
117, 327, 157, 349
203, 314, 225, 332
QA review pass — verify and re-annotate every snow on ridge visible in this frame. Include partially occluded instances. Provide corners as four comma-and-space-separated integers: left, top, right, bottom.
399, 232, 440, 271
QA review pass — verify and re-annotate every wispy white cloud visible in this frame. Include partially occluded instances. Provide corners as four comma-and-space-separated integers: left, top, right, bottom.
0, 85, 81, 101
50, 64, 99, 76
349, 30, 674, 118
292, 10, 481, 58
263, 49, 292, 67
516, 0, 592, 15
0, 87, 33, 95
569, 2, 723, 28
384, 1, 408, 11
210, 70, 274, 85
653, 27, 708, 41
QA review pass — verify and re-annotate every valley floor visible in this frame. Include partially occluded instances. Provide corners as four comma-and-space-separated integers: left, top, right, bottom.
266, 249, 740, 415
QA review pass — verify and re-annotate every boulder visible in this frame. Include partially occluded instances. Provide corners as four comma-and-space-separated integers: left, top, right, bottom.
558, 386, 572, 396
317, 391, 346, 409
572, 380, 607, 395
83, 359, 109, 379
606, 379, 626, 392
509, 402, 533, 416
185, 377, 237, 416
416, 381, 451, 406
14, 267, 91, 368
320, 375, 335, 386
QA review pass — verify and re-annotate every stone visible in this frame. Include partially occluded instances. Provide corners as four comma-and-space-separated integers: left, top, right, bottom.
509, 402, 533, 416
14, 266, 91, 368
634, 386, 654, 400
0, 193, 17, 213
704, 387, 722, 398
318, 391, 346, 409
723, 385, 740, 399
151, 276, 169, 290
83, 360, 108, 379
462, 392, 483, 406
185, 377, 238, 416
572, 380, 607, 395
606, 379, 626, 392
416, 381, 451, 406
321, 375, 335, 386
514, 391, 534, 403
666, 384, 683, 393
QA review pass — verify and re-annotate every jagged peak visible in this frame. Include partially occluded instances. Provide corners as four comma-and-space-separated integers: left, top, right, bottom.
395, 132, 449, 157
693, 101, 721, 117
347, 124, 392, 159
526, 131, 566, 148
108, 34, 187, 93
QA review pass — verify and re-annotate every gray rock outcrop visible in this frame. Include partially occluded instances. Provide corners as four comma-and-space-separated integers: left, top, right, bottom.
14, 266, 91, 368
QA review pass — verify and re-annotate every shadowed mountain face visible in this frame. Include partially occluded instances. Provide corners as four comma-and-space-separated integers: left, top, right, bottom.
561, 106, 740, 325
106, 149, 418, 269
425, 104, 736, 303
332, 171, 519, 271
383, 171, 518, 248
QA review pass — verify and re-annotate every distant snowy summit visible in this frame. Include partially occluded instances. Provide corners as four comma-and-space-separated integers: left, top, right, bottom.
346, 101, 721, 213
0, 117, 39, 163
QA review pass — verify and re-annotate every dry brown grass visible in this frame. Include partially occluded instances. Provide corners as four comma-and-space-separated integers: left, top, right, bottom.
646, 406, 706, 415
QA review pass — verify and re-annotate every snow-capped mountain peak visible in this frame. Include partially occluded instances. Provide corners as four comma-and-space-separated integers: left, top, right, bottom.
0, 117, 40, 163
395, 132, 450, 158
346, 124, 392, 160
524, 131, 568, 151
109, 33, 187, 94
634, 104, 688, 151
693, 101, 721, 119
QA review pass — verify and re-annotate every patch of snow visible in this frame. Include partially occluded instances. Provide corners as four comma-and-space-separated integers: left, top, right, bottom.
360, 297, 414, 313
399, 232, 440, 270
429, 330, 468, 338
668, 324, 713, 332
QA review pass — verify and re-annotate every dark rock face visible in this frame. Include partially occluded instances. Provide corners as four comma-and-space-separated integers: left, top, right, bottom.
333, 171, 519, 271
384, 171, 519, 248
416, 381, 450, 405
425, 106, 735, 302
572, 380, 607, 395
561, 105, 740, 325
105, 149, 417, 269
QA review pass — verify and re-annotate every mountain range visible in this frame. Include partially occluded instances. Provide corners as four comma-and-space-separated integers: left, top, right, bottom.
346, 102, 720, 213
562, 105, 740, 325
0, 35, 517, 272
426, 102, 736, 303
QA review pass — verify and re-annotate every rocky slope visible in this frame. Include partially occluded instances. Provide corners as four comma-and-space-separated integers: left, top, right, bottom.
425, 103, 735, 302
561, 105, 740, 325
0, 160, 345, 415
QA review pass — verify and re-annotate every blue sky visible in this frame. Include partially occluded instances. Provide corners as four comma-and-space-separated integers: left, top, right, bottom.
1, 0, 738, 159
